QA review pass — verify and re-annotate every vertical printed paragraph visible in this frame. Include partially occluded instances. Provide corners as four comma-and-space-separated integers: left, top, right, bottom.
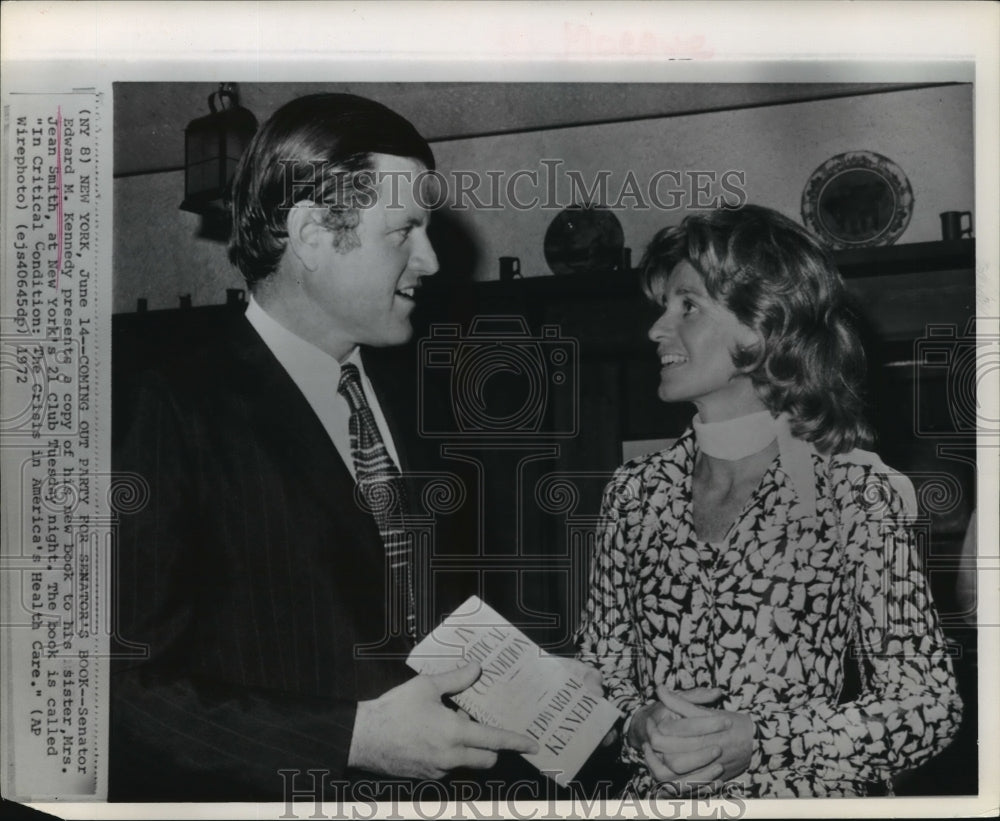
2, 92, 109, 800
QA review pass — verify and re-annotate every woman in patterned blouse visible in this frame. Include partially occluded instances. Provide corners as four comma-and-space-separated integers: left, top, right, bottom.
576, 205, 961, 797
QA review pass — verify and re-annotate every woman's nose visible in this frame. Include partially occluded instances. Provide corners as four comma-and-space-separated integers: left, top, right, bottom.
648, 310, 674, 342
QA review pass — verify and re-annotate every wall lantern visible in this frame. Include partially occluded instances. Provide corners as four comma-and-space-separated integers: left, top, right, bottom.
180, 83, 258, 216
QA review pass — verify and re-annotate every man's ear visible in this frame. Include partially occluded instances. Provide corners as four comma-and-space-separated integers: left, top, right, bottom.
285, 201, 327, 272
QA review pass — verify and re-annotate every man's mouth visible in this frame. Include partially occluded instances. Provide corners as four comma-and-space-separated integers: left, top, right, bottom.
395, 285, 418, 301
660, 353, 689, 367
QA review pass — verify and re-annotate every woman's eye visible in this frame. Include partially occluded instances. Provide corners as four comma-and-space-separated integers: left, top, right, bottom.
682, 298, 697, 315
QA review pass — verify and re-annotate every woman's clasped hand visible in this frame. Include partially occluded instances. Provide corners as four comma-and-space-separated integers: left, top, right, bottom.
627, 687, 753, 795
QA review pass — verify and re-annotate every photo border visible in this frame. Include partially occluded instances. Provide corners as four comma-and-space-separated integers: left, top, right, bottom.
2, 2, 997, 819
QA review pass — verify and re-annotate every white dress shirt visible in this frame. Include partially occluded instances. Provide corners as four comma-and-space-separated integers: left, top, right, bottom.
245, 295, 402, 478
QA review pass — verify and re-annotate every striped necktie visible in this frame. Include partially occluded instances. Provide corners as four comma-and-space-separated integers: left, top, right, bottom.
337, 363, 416, 641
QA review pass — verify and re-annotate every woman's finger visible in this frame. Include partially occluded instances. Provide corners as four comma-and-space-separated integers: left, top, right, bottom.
647, 726, 719, 755
642, 742, 678, 782
656, 685, 714, 717
677, 686, 724, 705
653, 780, 681, 799
652, 713, 731, 738
650, 744, 722, 777
650, 760, 726, 796
653, 744, 722, 777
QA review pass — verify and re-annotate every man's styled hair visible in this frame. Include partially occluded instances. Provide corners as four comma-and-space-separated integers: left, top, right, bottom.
228, 93, 435, 287
639, 204, 872, 454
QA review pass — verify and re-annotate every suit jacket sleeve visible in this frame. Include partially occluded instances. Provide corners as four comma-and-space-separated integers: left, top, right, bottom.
111, 370, 360, 801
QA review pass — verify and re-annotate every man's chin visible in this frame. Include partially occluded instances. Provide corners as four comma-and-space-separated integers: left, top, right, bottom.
368, 325, 413, 348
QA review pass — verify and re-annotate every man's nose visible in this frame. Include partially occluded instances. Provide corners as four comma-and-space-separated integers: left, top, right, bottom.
411, 231, 439, 277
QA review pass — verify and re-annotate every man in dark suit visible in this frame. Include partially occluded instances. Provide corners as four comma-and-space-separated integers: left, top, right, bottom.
109, 93, 539, 801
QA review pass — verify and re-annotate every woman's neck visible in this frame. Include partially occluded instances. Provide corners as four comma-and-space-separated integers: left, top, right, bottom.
695, 439, 779, 488
691, 408, 779, 497
692, 439, 779, 543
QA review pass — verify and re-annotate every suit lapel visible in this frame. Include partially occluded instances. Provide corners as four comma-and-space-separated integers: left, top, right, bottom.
222, 315, 367, 522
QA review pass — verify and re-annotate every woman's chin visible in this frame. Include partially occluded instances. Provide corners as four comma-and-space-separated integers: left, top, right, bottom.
656, 384, 685, 404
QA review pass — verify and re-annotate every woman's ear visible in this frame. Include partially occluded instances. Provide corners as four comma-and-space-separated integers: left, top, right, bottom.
734, 326, 766, 373
739, 323, 764, 352
285, 201, 326, 272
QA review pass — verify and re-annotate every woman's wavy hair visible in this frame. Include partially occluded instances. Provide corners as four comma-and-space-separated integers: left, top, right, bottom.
639, 204, 872, 454
228, 93, 434, 288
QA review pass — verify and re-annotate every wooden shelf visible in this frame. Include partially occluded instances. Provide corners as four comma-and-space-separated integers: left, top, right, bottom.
422, 239, 976, 302
112, 240, 976, 320
833, 239, 974, 278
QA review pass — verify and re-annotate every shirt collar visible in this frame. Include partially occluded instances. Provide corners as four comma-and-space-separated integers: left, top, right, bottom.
245, 293, 362, 381
667, 420, 821, 519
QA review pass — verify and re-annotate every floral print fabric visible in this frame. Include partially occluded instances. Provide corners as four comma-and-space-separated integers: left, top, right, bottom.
576, 429, 961, 797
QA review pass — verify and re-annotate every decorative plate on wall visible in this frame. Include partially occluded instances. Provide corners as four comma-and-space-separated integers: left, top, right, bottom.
543, 205, 625, 276
801, 151, 913, 249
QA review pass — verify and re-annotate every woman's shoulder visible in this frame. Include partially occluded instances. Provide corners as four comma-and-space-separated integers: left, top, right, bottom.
604, 432, 694, 504
614, 432, 693, 481
825, 448, 918, 523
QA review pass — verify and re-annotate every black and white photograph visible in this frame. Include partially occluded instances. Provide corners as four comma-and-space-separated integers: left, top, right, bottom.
1, 3, 997, 819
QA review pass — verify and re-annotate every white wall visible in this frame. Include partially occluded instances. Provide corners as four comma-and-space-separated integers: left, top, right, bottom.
114, 171, 241, 313
113, 84, 973, 312
432, 84, 974, 280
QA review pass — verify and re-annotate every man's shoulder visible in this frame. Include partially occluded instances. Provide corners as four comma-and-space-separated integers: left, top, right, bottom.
112, 309, 279, 436
117, 309, 261, 390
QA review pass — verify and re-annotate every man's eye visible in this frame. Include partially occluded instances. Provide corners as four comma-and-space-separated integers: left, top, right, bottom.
682, 298, 697, 315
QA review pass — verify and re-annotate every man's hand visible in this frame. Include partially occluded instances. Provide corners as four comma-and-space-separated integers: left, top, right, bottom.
348, 662, 539, 779
643, 686, 754, 795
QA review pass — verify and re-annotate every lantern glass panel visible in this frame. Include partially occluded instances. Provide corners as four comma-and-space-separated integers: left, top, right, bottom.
181, 94, 257, 216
